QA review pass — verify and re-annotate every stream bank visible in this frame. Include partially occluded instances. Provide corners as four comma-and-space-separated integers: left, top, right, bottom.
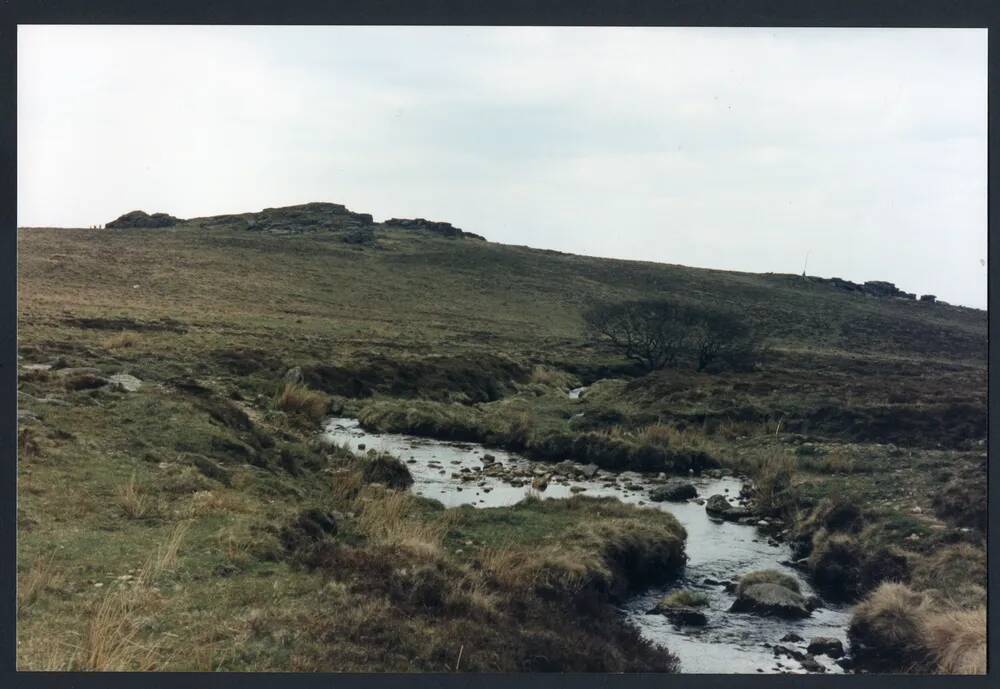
322, 417, 851, 674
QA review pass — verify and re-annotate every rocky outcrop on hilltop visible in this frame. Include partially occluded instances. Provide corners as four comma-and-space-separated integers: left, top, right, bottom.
106, 210, 183, 228
106, 202, 489, 243
384, 217, 486, 240
766, 273, 938, 302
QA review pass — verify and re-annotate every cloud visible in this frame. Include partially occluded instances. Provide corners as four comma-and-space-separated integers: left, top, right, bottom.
18, 26, 986, 307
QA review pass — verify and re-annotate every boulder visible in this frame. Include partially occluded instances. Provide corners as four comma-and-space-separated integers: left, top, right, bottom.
705, 494, 752, 520
807, 637, 845, 658
650, 479, 697, 502
554, 460, 576, 476
64, 372, 110, 391
109, 373, 142, 392
919, 294, 937, 303
648, 604, 708, 626
729, 583, 811, 619
798, 655, 826, 673
283, 366, 304, 384
579, 463, 600, 479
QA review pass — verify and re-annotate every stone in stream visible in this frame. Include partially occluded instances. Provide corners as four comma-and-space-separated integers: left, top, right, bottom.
579, 463, 600, 479
647, 604, 708, 627
531, 475, 550, 491
780, 632, 805, 643
807, 637, 844, 658
705, 494, 752, 520
798, 655, 827, 673
730, 583, 811, 619
649, 479, 697, 502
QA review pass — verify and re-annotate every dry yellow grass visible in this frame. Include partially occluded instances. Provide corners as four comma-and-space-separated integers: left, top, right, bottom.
922, 607, 986, 674
116, 473, 149, 519
152, 520, 192, 573
850, 582, 931, 671
101, 331, 139, 350
635, 423, 676, 447
355, 487, 450, 554
273, 383, 330, 422
71, 522, 191, 671
17, 553, 63, 616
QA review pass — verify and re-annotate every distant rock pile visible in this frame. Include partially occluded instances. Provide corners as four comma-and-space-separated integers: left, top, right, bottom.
106, 210, 182, 229
770, 273, 942, 303
105, 201, 488, 243
249, 202, 374, 234
384, 217, 486, 240
826, 278, 917, 300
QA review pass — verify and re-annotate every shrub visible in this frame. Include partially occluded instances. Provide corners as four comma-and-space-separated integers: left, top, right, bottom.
584, 300, 691, 371
360, 454, 414, 489
273, 383, 330, 422
584, 299, 764, 373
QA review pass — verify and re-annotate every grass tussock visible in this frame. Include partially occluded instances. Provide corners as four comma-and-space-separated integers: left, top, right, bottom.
355, 488, 449, 554
273, 383, 330, 422
117, 473, 155, 520
736, 569, 801, 595
17, 554, 63, 616
849, 582, 986, 674
922, 607, 986, 674
661, 590, 709, 608
750, 454, 798, 518
72, 522, 192, 671
101, 331, 140, 350
849, 582, 930, 672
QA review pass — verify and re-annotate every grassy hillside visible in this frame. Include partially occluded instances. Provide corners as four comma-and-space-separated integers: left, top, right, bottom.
16, 204, 987, 672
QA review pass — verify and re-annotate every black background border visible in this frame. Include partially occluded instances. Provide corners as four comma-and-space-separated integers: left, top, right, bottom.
1, 1, 996, 687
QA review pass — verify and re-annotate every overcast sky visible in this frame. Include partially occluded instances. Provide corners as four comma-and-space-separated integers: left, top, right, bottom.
18, 26, 987, 308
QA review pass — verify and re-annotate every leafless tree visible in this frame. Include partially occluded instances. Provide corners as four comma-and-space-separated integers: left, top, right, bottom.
585, 299, 764, 373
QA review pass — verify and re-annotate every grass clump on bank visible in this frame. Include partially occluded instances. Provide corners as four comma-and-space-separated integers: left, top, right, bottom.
848, 582, 985, 674
273, 383, 330, 423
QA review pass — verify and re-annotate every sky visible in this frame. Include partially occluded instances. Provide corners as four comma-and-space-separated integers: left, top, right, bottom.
18, 26, 988, 308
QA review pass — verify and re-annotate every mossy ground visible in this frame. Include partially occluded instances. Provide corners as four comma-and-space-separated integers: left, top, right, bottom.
16, 220, 986, 671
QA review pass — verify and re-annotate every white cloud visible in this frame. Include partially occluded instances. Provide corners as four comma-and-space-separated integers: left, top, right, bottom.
18, 26, 987, 307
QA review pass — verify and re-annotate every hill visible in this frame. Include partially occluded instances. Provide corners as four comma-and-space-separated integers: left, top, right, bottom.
16, 202, 987, 672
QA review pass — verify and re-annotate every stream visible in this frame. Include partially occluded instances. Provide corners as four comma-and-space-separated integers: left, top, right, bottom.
322, 416, 851, 674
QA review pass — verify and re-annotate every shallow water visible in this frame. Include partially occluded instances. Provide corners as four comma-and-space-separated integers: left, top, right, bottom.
322, 417, 851, 674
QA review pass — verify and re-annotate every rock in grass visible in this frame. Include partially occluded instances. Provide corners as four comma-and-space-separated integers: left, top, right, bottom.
109, 373, 142, 392
650, 479, 697, 502
63, 372, 111, 391
807, 637, 844, 658
730, 582, 811, 619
